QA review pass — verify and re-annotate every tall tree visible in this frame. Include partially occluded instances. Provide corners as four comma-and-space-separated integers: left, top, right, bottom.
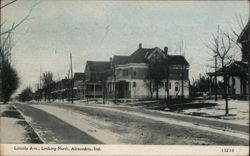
18, 86, 33, 102
41, 72, 54, 102
1, 0, 38, 103
0, 33, 19, 103
1, 61, 19, 103
207, 26, 234, 115
146, 53, 165, 100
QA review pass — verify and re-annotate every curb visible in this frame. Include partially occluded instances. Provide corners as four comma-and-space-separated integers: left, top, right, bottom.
13, 105, 45, 144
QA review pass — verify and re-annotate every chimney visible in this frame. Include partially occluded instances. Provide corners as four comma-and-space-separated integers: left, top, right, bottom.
139, 43, 142, 49
110, 57, 113, 66
164, 46, 168, 56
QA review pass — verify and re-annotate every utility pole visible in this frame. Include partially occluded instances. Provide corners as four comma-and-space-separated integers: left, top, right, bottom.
39, 66, 42, 102
70, 53, 74, 104
214, 55, 218, 101
181, 64, 184, 102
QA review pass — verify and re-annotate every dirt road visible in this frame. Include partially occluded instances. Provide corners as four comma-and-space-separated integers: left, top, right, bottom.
14, 102, 249, 145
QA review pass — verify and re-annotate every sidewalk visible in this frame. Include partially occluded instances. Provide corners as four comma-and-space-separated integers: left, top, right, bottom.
174, 100, 249, 125
0, 104, 42, 144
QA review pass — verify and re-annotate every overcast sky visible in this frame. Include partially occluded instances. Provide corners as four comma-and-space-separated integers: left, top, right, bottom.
1, 0, 249, 94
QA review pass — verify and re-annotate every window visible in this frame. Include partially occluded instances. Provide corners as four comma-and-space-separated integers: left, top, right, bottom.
169, 82, 171, 89
175, 82, 179, 91
123, 69, 129, 76
133, 82, 136, 88
133, 71, 137, 76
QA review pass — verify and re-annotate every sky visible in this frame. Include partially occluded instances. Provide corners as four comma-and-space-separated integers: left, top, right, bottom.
1, 0, 249, 95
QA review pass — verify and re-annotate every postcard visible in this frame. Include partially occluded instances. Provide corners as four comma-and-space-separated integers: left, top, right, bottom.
1, 0, 249, 155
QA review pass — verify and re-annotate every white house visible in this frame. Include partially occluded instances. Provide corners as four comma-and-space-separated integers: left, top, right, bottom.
107, 44, 190, 99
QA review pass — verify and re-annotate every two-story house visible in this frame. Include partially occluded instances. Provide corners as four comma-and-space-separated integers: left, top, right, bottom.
107, 44, 190, 99
84, 61, 112, 98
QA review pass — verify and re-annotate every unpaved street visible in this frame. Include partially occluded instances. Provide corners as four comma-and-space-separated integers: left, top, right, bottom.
14, 102, 249, 145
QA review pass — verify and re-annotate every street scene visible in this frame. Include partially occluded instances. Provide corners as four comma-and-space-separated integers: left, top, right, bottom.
1, 0, 249, 146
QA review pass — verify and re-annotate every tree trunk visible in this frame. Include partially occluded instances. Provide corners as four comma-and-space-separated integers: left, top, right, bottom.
149, 81, 153, 99
181, 65, 184, 103
224, 74, 229, 115
222, 60, 229, 115
156, 82, 159, 100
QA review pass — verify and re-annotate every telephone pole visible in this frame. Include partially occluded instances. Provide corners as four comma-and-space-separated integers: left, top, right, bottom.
214, 55, 218, 101
70, 53, 74, 104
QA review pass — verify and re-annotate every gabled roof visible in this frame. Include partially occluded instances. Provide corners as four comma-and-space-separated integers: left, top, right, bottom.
129, 48, 153, 63
113, 55, 129, 65
207, 61, 247, 76
113, 46, 189, 66
74, 72, 85, 80
86, 61, 111, 73
238, 19, 250, 43
168, 55, 189, 66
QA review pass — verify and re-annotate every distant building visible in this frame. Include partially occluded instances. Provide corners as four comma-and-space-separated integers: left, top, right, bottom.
107, 44, 190, 99
84, 61, 112, 98
73, 72, 85, 99
51, 78, 71, 101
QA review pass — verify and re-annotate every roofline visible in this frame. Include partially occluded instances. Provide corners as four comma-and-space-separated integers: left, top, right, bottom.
237, 19, 250, 42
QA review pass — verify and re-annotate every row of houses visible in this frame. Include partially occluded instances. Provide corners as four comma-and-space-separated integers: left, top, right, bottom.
42, 44, 190, 101
37, 17, 250, 102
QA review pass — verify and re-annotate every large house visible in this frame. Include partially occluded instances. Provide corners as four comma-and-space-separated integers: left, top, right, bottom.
106, 44, 190, 99
224, 19, 249, 100
236, 19, 250, 100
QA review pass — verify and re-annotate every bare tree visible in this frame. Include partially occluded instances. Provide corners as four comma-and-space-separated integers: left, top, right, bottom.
41, 72, 54, 102
223, 15, 245, 51
0, 0, 39, 102
206, 26, 234, 115
174, 41, 189, 103
0, 32, 19, 103
146, 55, 165, 100
1, 0, 39, 35
1, 0, 18, 9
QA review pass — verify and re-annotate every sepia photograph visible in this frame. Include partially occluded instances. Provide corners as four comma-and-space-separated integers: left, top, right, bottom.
0, 0, 249, 155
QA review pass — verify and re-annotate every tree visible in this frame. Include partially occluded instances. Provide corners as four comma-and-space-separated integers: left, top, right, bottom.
190, 74, 217, 97
41, 72, 54, 102
0, 33, 19, 103
18, 87, 33, 102
1, 61, 19, 103
146, 53, 165, 100
1, 0, 38, 103
206, 26, 234, 115
174, 41, 187, 102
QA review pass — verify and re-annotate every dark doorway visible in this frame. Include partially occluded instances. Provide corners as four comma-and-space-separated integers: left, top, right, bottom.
116, 81, 130, 98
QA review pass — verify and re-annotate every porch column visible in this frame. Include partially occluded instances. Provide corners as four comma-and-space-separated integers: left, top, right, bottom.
94, 84, 96, 98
